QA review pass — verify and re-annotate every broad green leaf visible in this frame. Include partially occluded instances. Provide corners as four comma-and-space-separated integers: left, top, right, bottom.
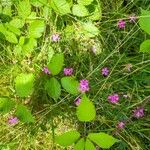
9, 18, 24, 28
15, 73, 34, 97
85, 139, 95, 150
51, 0, 71, 15
74, 138, 85, 150
76, 95, 96, 122
5, 23, 21, 36
140, 40, 150, 53
22, 38, 37, 54
3, 6, 12, 16
15, 104, 35, 123
82, 22, 99, 37
14, 45, 22, 56
18, 0, 31, 19
72, 4, 89, 17
48, 53, 64, 75
139, 9, 150, 35
5, 31, 18, 43
19, 36, 25, 46
88, 132, 119, 148
45, 77, 61, 101
28, 20, 45, 38
30, 0, 47, 7
61, 77, 79, 95
78, 0, 93, 5
55, 130, 80, 147
0, 98, 15, 114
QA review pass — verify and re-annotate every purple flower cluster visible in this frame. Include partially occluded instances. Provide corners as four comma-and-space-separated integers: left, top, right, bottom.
43, 67, 51, 75
101, 67, 109, 76
51, 33, 60, 42
133, 107, 144, 118
117, 121, 125, 129
117, 20, 126, 29
64, 68, 73, 76
79, 79, 89, 93
8, 116, 18, 125
74, 97, 81, 106
108, 94, 119, 104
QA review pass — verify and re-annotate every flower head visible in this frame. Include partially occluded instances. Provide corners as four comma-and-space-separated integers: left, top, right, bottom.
108, 94, 119, 103
117, 19, 126, 29
117, 121, 125, 129
129, 14, 137, 23
79, 79, 89, 93
101, 67, 109, 77
133, 107, 144, 118
8, 116, 18, 125
51, 33, 60, 42
43, 67, 51, 75
74, 97, 81, 106
123, 94, 128, 98
64, 68, 73, 76
92, 45, 97, 54
124, 63, 132, 72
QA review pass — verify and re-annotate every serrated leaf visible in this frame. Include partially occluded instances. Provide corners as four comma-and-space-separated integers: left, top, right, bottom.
85, 139, 95, 150
5, 23, 21, 36
61, 77, 79, 95
140, 40, 150, 53
15, 104, 35, 123
74, 138, 85, 150
9, 18, 24, 28
78, 0, 93, 5
0, 97, 15, 114
72, 4, 89, 17
48, 53, 64, 75
88, 132, 119, 148
55, 130, 80, 147
18, 0, 31, 19
76, 95, 96, 122
15, 73, 34, 97
51, 0, 71, 15
28, 20, 45, 38
45, 77, 61, 101
22, 38, 37, 54
5, 31, 18, 43
139, 9, 150, 35
82, 22, 99, 37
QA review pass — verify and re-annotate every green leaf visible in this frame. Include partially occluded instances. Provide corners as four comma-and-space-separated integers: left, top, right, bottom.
48, 53, 64, 75
140, 40, 150, 53
15, 104, 35, 123
85, 139, 95, 150
45, 77, 61, 101
5, 31, 18, 43
76, 95, 96, 122
55, 130, 80, 147
9, 18, 24, 28
61, 77, 79, 95
82, 22, 99, 37
5, 23, 21, 36
139, 9, 150, 35
22, 38, 37, 54
15, 73, 34, 97
72, 4, 89, 17
88, 132, 119, 149
18, 0, 31, 19
51, 0, 71, 15
78, 0, 93, 5
30, 0, 47, 7
0, 97, 15, 114
74, 138, 85, 150
28, 20, 45, 38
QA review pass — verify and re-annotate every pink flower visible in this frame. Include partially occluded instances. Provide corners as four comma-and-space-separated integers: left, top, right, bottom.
108, 94, 119, 103
74, 97, 81, 106
117, 19, 126, 29
79, 79, 89, 93
43, 67, 51, 75
63, 68, 73, 76
8, 116, 18, 125
51, 33, 60, 42
117, 121, 125, 129
129, 14, 137, 23
101, 67, 109, 77
133, 107, 144, 118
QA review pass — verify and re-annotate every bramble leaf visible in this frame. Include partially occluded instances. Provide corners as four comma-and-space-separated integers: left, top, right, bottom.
140, 40, 150, 53
74, 138, 85, 150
